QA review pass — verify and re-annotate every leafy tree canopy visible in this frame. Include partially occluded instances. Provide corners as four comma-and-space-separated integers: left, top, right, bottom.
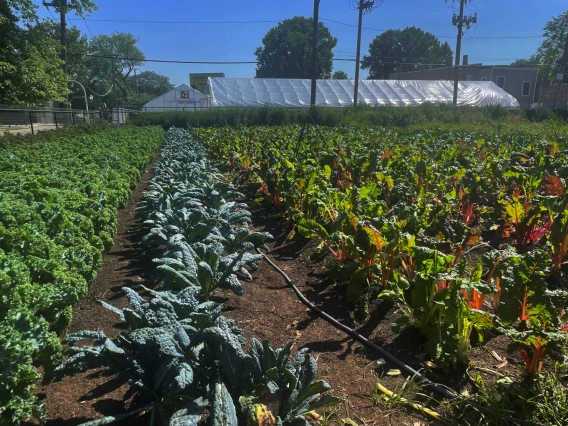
361, 26, 453, 79
510, 58, 535, 66
39, 0, 97, 18
332, 70, 349, 79
0, 2, 173, 109
85, 33, 174, 109
0, 0, 67, 105
255, 16, 337, 79
531, 11, 568, 81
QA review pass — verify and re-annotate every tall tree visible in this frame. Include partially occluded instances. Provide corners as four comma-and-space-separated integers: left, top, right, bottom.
35, 20, 89, 78
34, 19, 90, 108
125, 70, 175, 109
129, 71, 174, 96
332, 70, 349, 79
0, 0, 68, 105
86, 32, 145, 106
531, 11, 568, 81
85, 33, 173, 109
510, 58, 536, 67
255, 16, 337, 79
361, 27, 453, 79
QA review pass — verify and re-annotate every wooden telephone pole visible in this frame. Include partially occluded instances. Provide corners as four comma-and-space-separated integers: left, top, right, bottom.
352, 0, 382, 106
311, 0, 321, 106
449, 0, 477, 105
43, 0, 72, 75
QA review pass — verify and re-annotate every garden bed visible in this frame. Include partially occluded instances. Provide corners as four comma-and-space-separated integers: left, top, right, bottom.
33, 190, 531, 426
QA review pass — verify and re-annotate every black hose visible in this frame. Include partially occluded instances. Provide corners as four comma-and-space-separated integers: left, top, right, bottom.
256, 248, 528, 426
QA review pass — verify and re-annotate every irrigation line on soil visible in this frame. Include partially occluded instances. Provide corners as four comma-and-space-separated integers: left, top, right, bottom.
256, 248, 528, 426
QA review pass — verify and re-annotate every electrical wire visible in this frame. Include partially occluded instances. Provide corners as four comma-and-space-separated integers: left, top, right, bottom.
85, 83, 113, 97
82, 17, 94, 38
84, 18, 280, 24
80, 17, 544, 40
79, 53, 544, 68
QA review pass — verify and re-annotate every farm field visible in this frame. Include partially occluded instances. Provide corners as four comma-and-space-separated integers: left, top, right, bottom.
191, 123, 568, 424
5, 118, 568, 426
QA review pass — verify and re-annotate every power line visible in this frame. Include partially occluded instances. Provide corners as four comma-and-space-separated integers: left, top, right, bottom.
84, 53, 451, 67
82, 18, 93, 38
81, 53, 548, 68
80, 16, 545, 40
84, 18, 280, 24
85, 54, 259, 64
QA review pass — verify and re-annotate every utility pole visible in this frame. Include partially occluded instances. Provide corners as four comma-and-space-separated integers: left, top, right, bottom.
352, 0, 382, 106
553, 35, 568, 110
449, 0, 477, 105
353, 1, 364, 106
43, 0, 70, 75
112, 56, 118, 122
311, 0, 321, 106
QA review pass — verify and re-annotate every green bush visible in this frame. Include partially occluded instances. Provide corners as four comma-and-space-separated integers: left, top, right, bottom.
129, 103, 526, 129
526, 107, 564, 123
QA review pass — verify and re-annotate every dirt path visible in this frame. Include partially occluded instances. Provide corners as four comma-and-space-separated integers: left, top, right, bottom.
32, 172, 523, 426
31, 152, 160, 426
213, 209, 427, 426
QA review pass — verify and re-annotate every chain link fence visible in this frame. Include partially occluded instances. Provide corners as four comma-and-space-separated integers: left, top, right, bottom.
0, 105, 139, 135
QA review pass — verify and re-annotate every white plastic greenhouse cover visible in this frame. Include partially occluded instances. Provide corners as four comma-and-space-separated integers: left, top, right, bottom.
142, 84, 209, 112
208, 78, 520, 108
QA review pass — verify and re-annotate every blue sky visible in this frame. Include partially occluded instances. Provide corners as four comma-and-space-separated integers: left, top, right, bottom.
34, 0, 567, 85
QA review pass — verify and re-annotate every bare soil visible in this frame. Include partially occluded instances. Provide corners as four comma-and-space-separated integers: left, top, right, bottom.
31, 174, 529, 426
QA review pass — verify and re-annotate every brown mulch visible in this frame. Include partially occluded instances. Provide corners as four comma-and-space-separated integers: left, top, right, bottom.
31, 173, 527, 425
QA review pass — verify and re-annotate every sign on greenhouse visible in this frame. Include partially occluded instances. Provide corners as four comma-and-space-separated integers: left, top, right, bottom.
190, 73, 225, 93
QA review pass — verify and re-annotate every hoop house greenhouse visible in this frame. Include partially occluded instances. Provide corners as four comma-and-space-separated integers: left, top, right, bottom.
142, 84, 209, 112
206, 78, 520, 108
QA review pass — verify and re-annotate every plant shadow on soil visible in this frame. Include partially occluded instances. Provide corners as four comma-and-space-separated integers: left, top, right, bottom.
23, 155, 162, 426
30, 179, 528, 426
228, 197, 528, 422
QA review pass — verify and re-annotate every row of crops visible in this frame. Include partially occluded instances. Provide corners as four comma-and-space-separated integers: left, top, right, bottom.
193, 125, 568, 376
55, 129, 341, 426
0, 126, 164, 424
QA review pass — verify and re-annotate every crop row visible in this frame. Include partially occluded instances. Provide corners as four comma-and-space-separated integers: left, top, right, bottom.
193, 125, 568, 376
0, 126, 165, 424
55, 128, 341, 426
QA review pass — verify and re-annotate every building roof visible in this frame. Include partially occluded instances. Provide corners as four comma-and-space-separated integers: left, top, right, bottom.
207, 78, 520, 108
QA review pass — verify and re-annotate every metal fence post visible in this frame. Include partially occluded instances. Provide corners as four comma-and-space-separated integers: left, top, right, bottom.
54, 111, 58, 129
71, 112, 75, 125
28, 111, 34, 135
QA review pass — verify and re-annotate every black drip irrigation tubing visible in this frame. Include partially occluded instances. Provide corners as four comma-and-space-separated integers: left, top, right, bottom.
256, 248, 528, 426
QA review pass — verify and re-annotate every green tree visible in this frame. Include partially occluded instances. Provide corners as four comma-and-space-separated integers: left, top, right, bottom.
41, 0, 97, 18
332, 70, 349, 79
34, 19, 90, 108
86, 32, 145, 107
35, 20, 89, 78
510, 58, 536, 66
85, 33, 173, 109
0, 0, 68, 105
255, 16, 337, 79
126, 71, 175, 109
129, 71, 174, 96
531, 11, 568, 81
361, 26, 453, 79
